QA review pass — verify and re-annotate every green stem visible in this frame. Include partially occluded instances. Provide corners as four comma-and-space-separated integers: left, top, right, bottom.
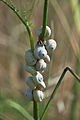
33, 101, 39, 120
0, 1, 39, 120
42, 0, 49, 42
0, 0, 34, 52
40, 67, 80, 120
33, 0, 49, 119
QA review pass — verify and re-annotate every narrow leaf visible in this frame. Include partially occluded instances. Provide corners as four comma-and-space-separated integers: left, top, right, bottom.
7, 100, 34, 120
40, 67, 80, 120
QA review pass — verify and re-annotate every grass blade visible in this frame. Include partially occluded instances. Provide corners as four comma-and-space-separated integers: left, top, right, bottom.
40, 67, 80, 120
7, 100, 34, 120
33, 101, 39, 120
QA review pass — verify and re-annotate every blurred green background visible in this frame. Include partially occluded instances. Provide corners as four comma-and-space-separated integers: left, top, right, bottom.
0, 0, 80, 120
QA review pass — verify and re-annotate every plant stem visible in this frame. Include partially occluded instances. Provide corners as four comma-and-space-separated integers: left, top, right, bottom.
33, 0, 49, 119
40, 67, 80, 120
0, 0, 34, 52
0, 1, 38, 120
42, 0, 49, 42
70, 81, 79, 120
33, 0, 49, 118
33, 101, 39, 120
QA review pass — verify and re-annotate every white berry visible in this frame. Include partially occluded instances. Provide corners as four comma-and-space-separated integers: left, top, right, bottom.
25, 49, 37, 66
25, 88, 33, 101
46, 39, 57, 54
33, 90, 44, 102
37, 26, 51, 38
44, 54, 50, 63
36, 59, 47, 72
24, 64, 37, 76
26, 76, 36, 90
33, 71, 46, 88
34, 45, 47, 59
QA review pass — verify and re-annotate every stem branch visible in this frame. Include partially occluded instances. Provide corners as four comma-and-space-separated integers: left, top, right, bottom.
33, 101, 39, 120
40, 67, 80, 120
0, 0, 34, 52
42, 0, 49, 42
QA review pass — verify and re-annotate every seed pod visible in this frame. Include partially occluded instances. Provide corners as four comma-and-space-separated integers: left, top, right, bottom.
25, 88, 33, 101
33, 90, 44, 102
44, 55, 50, 63
34, 45, 47, 59
33, 72, 46, 88
26, 76, 36, 90
37, 26, 51, 38
25, 49, 37, 66
46, 39, 57, 54
36, 59, 47, 72
24, 64, 37, 76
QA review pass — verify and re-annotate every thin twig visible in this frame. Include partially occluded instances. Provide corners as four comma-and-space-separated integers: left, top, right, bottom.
0, 0, 34, 51
40, 67, 80, 120
33, 101, 39, 120
42, 0, 49, 42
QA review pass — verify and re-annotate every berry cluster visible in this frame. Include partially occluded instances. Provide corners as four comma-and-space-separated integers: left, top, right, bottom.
25, 26, 57, 102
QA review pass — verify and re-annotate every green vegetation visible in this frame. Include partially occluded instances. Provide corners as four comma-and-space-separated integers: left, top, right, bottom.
0, 0, 80, 120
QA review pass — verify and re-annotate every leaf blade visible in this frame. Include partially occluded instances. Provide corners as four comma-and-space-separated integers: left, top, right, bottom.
7, 100, 34, 120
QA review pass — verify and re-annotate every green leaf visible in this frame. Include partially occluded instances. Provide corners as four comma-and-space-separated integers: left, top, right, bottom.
7, 100, 34, 120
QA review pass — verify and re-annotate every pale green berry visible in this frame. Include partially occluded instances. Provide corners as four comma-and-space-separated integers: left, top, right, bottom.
25, 88, 33, 101
46, 39, 57, 54
25, 49, 37, 66
26, 76, 36, 90
37, 26, 51, 38
33, 71, 46, 88
33, 90, 44, 102
36, 59, 47, 72
24, 64, 37, 76
44, 54, 50, 63
34, 45, 47, 59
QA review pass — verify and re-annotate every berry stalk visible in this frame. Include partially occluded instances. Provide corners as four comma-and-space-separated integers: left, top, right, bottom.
33, 101, 39, 120
40, 67, 80, 120
0, 0, 34, 52
33, 0, 49, 119
42, 0, 49, 42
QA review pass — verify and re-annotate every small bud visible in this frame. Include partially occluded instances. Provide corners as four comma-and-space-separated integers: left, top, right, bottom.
46, 39, 57, 54
34, 45, 47, 59
37, 26, 51, 38
33, 90, 44, 102
26, 76, 36, 90
25, 88, 33, 101
25, 49, 37, 66
24, 64, 37, 76
33, 72, 46, 88
36, 59, 47, 72
44, 55, 50, 63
